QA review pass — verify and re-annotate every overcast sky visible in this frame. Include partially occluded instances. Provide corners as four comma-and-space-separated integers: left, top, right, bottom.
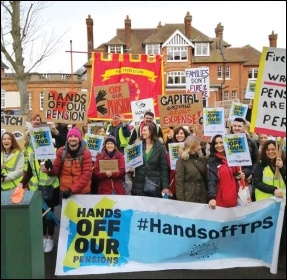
24, 1, 287, 73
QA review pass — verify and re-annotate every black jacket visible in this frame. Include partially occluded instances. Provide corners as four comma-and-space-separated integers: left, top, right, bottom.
131, 139, 169, 197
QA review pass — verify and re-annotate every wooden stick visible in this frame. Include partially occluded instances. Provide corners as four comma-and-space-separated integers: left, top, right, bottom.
274, 137, 282, 188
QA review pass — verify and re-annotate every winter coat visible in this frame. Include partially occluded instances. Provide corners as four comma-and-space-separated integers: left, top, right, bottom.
207, 152, 240, 208
94, 148, 126, 195
175, 154, 208, 203
131, 139, 169, 197
51, 141, 92, 194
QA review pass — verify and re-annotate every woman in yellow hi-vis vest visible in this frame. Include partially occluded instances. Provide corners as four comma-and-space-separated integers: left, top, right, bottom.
253, 139, 286, 269
18, 146, 60, 254
1, 132, 24, 190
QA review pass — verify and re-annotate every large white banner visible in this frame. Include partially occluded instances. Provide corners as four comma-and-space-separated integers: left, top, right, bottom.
55, 196, 284, 276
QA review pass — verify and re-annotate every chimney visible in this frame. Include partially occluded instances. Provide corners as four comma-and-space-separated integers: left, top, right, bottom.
86, 15, 94, 61
157, 21, 163, 29
125, 15, 131, 51
215, 23, 224, 41
184, 12, 192, 39
269, 31, 277, 47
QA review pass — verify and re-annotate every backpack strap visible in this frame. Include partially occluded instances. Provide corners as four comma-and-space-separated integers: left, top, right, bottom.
61, 147, 83, 165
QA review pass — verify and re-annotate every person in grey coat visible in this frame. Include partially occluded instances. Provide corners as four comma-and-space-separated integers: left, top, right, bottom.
175, 135, 208, 203
129, 123, 170, 197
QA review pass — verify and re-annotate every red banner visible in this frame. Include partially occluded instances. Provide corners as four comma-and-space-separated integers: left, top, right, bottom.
88, 53, 164, 120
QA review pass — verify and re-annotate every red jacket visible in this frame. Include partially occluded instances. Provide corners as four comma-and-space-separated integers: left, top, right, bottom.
52, 142, 92, 194
207, 152, 240, 208
94, 148, 126, 195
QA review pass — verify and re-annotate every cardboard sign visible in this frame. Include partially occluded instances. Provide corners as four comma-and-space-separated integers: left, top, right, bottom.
99, 159, 119, 173
42, 89, 90, 124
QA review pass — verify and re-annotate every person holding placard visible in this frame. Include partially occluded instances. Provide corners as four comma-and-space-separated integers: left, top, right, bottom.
129, 123, 170, 198
94, 135, 126, 195
175, 135, 208, 203
166, 126, 190, 198
253, 139, 286, 268
44, 127, 93, 201
207, 134, 246, 208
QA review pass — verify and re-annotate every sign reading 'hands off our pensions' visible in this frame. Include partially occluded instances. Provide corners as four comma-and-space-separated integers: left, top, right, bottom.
55, 196, 284, 275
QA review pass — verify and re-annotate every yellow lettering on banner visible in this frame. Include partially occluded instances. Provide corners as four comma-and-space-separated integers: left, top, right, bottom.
101, 67, 158, 82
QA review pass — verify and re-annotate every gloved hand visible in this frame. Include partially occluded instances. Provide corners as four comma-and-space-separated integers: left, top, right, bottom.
62, 190, 72, 199
44, 159, 53, 171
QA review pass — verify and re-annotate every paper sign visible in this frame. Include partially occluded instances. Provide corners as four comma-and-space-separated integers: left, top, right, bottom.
99, 159, 119, 173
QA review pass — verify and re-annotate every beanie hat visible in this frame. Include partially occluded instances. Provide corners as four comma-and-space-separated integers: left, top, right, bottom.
104, 135, 117, 146
67, 127, 82, 141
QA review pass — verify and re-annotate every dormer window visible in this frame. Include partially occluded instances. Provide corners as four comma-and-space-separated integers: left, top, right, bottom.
167, 47, 187, 61
108, 45, 123, 54
146, 44, 160, 55
195, 43, 209, 56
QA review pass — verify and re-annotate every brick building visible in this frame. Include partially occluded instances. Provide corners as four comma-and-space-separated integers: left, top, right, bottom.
85, 12, 278, 107
1, 12, 278, 116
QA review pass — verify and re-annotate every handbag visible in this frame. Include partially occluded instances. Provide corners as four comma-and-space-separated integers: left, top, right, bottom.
144, 176, 161, 197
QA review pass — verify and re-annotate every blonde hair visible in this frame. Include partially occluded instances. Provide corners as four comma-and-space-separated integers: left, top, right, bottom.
178, 135, 201, 160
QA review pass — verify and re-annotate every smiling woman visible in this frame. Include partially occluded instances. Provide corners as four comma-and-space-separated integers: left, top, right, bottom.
1, 132, 24, 190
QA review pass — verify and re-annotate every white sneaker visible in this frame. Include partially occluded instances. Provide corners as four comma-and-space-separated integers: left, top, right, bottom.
44, 239, 54, 253
43, 238, 47, 250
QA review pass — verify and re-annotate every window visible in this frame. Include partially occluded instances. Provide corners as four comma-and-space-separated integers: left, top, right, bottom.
194, 43, 209, 56
40, 91, 44, 110
248, 68, 258, 79
108, 45, 122, 54
217, 65, 230, 79
1, 92, 5, 109
167, 71, 186, 86
28, 92, 32, 110
146, 44, 160, 55
231, 90, 237, 99
223, 90, 229, 100
167, 47, 187, 61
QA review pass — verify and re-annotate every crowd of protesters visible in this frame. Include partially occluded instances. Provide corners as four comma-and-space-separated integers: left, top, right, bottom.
1, 111, 285, 268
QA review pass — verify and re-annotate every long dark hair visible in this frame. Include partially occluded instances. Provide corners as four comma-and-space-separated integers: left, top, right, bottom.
140, 123, 157, 142
209, 134, 223, 156
259, 140, 286, 167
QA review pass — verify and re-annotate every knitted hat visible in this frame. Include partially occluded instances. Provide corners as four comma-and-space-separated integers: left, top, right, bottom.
67, 127, 82, 141
104, 135, 117, 146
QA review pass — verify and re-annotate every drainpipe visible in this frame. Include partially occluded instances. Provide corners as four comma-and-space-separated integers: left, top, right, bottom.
219, 43, 227, 101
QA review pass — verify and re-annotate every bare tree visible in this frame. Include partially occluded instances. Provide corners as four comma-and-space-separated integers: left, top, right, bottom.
1, 1, 63, 118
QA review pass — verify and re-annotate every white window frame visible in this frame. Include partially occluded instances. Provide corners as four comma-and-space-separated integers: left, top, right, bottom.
194, 43, 209, 56
167, 47, 188, 61
217, 65, 230, 79
1, 92, 5, 109
223, 90, 229, 100
231, 90, 237, 99
248, 68, 258, 79
167, 71, 186, 87
146, 44, 160, 55
108, 45, 123, 54
40, 91, 44, 110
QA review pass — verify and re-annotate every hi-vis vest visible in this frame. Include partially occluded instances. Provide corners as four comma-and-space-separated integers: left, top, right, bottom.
27, 152, 59, 191
1, 150, 23, 190
106, 125, 130, 148
255, 165, 286, 201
